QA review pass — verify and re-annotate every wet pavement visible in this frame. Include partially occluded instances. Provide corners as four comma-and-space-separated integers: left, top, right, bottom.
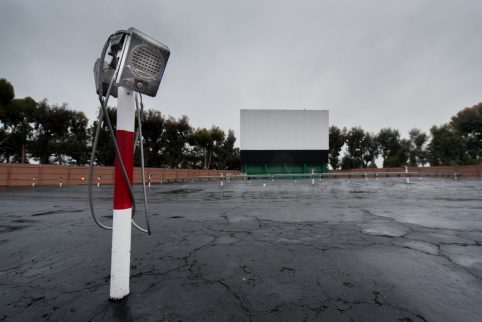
1, 178, 482, 321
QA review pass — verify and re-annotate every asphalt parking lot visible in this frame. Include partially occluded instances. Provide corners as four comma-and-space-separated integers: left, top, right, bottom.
1, 178, 482, 321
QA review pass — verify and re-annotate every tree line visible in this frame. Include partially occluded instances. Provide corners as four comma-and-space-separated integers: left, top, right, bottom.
0, 79, 240, 169
2, 78, 480, 170
328, 102, 482, 169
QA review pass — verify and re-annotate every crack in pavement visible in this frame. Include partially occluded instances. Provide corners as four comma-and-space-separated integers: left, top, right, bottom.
217, 281, 253, 321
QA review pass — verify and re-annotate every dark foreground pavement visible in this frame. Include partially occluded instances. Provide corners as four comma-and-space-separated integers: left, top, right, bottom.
1, 179, 482, 321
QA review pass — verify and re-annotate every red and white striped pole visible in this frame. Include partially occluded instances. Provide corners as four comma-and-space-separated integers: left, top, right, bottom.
110, 87, 135, 300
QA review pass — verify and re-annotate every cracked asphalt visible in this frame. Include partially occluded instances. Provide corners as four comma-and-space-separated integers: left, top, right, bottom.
1, 178, 482, 321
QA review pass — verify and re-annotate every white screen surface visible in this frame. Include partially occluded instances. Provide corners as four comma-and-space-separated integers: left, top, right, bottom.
240, 109, 329, 150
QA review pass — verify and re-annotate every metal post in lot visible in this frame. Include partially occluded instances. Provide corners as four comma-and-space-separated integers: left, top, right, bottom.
110, 87, 135, 300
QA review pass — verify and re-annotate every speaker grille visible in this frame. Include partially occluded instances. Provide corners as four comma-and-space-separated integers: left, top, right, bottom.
130, 45, 163, 79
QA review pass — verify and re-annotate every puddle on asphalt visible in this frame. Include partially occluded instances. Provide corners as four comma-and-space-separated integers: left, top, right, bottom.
0, 225, 29, 233
441, 245, 482, 268
12, 219, 36, 223
400, 240, 440, 255
31, 210, 65, 217
358, 222, 409, 237
158, 188, 203, 194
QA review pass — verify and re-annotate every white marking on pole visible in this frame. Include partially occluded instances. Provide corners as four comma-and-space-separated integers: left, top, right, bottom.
59, 177, 63, 187
32, 177, 36, 187
97, 176, 101, 187
117, 90, 135, 132
311, 169, 315, 185
220, 173, 224, 187
110, 207, 132, 300
405, 166, 410, 184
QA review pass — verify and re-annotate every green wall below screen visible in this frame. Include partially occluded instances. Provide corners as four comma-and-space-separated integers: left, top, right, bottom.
242, 164, 328, 176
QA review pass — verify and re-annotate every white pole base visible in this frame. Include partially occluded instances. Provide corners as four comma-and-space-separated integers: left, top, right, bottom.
110, 207, 132, 300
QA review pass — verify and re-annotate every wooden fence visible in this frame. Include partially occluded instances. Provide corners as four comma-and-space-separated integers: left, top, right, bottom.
1, 164, 481, 186
0, 164, 240, 187
330, 165, 482, 178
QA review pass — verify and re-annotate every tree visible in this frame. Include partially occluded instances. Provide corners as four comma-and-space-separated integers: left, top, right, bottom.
30, 101, 73, 164
0, 79, 14, 108
220, 129, 239, 170
329, 125, 346, 169
0, 128, 9, 162
376, 128, 401, 167
408, 128, 428, 166
427, 124, 465, 166
450, 102, 482, 162
63, 111, 90, 165
226, 147, 240, 170
385, 138, 410, 167
0, 96, 37, 163
89, 107, 117, 166
208, 126, 225, 169
341, 127, 378, 169
0, 79, 36, 163
362, 132, 379, 168
189, 127, 239, 170
138, 109, 165, 167
162, 115, 192, 168
190, 127, 212, 169
342, 127, 364, 169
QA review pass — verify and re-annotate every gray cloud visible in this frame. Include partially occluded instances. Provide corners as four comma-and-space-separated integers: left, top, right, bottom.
1, 0, 481, 144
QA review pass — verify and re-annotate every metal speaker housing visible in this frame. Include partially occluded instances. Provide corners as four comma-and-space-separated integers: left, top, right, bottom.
93, 58, 118, 98
116, 27, 170, 97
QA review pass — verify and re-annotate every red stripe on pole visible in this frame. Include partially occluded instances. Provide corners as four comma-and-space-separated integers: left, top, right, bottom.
113, 130, 134, 210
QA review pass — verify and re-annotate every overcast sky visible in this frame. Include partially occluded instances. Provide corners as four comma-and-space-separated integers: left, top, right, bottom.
1, 0, 481, 145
